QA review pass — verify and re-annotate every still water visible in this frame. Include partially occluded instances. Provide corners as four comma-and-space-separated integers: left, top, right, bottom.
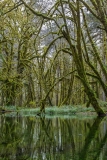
0, 113, 107, 160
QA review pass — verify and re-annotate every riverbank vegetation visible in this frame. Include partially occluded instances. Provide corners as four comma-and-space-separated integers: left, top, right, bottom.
0, 0, 107, 116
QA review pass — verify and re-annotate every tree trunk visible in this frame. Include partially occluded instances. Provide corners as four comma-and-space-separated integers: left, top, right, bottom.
82, 78, 106, 116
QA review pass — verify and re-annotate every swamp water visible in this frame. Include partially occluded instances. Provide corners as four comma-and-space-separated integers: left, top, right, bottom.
0, 113, 107, 160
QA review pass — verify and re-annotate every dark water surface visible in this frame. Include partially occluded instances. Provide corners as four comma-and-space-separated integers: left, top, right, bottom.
0, 114, 107, 160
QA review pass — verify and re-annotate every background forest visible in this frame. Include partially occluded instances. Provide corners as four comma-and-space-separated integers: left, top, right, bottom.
0, 0, 107, 116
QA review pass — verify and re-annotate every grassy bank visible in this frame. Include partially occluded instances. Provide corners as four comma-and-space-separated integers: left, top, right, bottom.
0, 101, 107, 117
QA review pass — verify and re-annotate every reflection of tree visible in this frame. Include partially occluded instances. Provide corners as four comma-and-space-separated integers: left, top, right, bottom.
93, 120, 107, 160
16, 117, 36, 160
0, 115, 107, 160
0, 116, 23, 160
34, 117, 56, 159
65, 120, 75, 158
35, 117, 76, 160
0, 116, 36, 160
78, 117, 105, 160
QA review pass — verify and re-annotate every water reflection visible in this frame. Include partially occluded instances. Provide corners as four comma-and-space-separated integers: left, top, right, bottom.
0, 115, 107, 160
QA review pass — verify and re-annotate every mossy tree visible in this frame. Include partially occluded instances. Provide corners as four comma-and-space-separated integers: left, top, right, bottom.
0, 0, 38, 106
1, 0, 107, 116
23, 0, 107, 115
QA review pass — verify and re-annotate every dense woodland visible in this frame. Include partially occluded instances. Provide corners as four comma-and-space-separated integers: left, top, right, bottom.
0, 0, 107, 116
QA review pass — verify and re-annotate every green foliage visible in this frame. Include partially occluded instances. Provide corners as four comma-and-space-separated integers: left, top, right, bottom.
0, 0, 107, 116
